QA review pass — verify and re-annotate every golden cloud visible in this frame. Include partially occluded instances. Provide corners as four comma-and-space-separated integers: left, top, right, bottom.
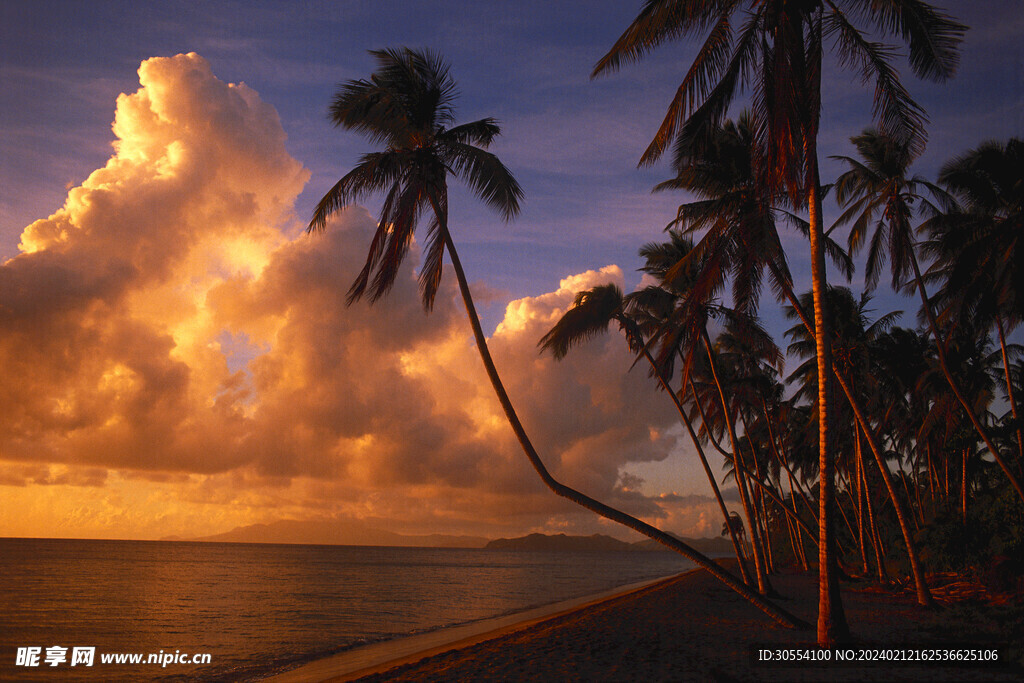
1, 53, 712, 540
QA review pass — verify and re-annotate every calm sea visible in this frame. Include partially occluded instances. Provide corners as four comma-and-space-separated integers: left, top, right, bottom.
0, 538, 694, 681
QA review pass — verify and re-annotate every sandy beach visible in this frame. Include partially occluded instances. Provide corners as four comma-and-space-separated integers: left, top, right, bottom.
272, 560, 1021, 682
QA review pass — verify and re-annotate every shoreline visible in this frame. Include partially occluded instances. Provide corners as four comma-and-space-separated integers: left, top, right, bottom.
279, 560, 1021, 682
264, 571, 688, 682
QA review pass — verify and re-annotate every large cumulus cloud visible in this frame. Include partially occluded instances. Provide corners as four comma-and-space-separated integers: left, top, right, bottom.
0, 53, 709, 539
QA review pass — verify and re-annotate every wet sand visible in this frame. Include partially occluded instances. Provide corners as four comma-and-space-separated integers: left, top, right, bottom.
271, 561, 1021, 682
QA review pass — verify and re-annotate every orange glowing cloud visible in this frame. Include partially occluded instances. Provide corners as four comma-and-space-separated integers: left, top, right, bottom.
0, 53, 720, 541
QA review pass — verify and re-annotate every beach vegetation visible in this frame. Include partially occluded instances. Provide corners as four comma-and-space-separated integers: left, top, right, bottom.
304, 5, 1024, 652
596, 0, 966, 646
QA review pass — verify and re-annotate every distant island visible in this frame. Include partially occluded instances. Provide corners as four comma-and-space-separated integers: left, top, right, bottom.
175, 519, 488, 548
166, 520, 732, 553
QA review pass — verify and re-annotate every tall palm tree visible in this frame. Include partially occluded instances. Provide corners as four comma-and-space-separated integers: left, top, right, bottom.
833, 129, 1024, 503
309, 47, 803, 628
658, 113, 934, 607
595, 0, 964, 644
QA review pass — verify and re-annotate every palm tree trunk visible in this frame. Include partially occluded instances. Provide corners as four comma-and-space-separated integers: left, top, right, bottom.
909, 457, 925, 528
700, 330, 774, 596
747, 433, 776, 574
777, 269, 932, 605
787, 471, 810, 571
863, 463, 887, 583
996, 315, 1024, 464
926, 442, 937, 512
908, 252, 1024, 502
638, 345, 754, 586
854, 431, 869, 576
693, 381, 816, 542
944, 446, 950, 501
433, 207, 806, 629
805, 150, 849, 645
961, 447, 968, 525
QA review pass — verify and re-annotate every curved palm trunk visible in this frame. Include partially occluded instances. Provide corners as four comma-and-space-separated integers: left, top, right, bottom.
908, 253, 1024, 503
637, 346, 754, 587
432, 203, 806, 630
700, 330, 775, 596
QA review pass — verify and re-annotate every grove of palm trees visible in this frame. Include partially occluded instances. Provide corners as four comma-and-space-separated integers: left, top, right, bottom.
310, 3, 1022, 652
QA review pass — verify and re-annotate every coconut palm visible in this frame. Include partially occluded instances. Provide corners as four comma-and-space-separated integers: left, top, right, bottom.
637, 231, 779, 595
596, 0, 964, 643
538, 282, 755, 586
833, 129, 1024, 503
309, 47, 803, 628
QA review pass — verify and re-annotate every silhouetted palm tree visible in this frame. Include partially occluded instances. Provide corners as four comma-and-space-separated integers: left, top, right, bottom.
539, 282, 754, 586
786, 286, 933, 605
595, 0, 965, 644
309, 48, 803, 628
833, 129, 1024, 503
928, 138, 1024, 470
637, 231, 778, 595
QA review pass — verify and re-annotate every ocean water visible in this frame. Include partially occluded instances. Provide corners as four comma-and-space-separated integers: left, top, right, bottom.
0, 538, 695, 681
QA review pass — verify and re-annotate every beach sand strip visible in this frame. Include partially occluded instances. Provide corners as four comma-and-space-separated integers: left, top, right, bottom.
265, 573, 681, 682
270, 560, 1021, 682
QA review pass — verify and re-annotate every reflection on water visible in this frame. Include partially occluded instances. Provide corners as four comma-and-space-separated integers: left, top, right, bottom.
0, 538, 694, 680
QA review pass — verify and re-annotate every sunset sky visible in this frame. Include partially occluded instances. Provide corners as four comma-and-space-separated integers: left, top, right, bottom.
1, 1, 1021, 542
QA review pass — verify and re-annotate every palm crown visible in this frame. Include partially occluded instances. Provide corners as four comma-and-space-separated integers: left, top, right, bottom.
308, 47, 523, 309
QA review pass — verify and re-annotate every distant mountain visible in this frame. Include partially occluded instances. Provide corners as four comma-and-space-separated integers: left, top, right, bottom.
485, 532, 736, 554
184, 519, 488, 548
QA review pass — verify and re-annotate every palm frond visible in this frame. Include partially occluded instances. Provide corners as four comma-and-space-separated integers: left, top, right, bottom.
592, 0, 730, 76
639, 10, 736, 165
308, 151, 405, 232
443, 118, 502, 148
418, 191, 447, 310
856, 0, 966, 82
443, 141, 523, 220
823, 9, 928, 155
538, 284, 624, 359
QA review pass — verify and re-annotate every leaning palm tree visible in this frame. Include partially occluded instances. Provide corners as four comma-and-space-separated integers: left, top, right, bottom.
309, 47, 803, 628
636, 230, 778, 595
538, 282, 754, 587
595, 0, 964, 644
